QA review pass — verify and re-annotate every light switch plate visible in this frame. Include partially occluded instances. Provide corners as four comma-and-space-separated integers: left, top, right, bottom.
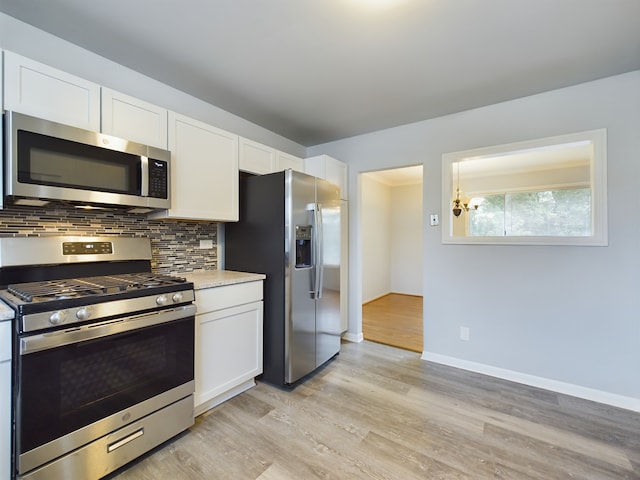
199, 239, 213, 249
429, 214, 439, 226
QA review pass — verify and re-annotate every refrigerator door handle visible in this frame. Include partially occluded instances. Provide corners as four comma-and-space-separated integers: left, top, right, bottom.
315, 203, 324, 299
307, 202, 317, 299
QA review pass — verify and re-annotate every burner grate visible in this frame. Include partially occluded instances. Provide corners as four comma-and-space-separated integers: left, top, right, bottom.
7, 273, 187, 303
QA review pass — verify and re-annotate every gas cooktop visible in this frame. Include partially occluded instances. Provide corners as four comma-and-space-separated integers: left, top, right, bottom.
7, 273, 188, 303
0, 236, 196, 333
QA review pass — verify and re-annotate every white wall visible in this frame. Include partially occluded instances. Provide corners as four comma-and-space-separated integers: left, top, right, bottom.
0, 13, 306, 157
309, 71, 640, 410
361, 175, 391, 303
390, 183, 422, 296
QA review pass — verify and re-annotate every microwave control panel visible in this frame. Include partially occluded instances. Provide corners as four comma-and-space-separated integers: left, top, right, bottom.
148, 160, 168, 199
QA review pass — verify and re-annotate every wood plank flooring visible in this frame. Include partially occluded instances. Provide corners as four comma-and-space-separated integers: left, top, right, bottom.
362, 293, 423, 353
109, 340, 640, 480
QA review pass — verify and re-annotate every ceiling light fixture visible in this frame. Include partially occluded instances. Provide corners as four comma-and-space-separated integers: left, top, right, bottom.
452, 162, 483, 217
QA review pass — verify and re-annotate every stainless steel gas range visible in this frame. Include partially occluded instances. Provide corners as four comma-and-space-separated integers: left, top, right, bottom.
0, 236, 196, 480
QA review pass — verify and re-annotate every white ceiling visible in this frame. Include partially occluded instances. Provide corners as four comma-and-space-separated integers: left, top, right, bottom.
1, 0, 639, 146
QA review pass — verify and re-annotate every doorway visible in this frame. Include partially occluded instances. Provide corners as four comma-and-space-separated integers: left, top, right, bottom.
360, 166, 423, 353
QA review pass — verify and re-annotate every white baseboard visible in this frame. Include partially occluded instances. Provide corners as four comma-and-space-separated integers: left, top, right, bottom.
342, 331, 364, 343
421, 351, 640, 413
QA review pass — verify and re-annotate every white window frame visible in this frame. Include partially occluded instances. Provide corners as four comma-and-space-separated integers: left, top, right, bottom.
441, 129, 608, 246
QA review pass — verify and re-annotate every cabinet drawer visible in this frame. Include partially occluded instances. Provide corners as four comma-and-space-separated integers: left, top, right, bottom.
195, 281, 263, 314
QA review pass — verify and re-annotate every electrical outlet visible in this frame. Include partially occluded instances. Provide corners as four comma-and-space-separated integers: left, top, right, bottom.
460, 326, 470, 341
199, 239, 213, 249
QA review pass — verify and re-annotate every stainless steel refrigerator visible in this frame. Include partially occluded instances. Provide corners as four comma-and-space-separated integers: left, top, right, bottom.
225, 170, 341, 386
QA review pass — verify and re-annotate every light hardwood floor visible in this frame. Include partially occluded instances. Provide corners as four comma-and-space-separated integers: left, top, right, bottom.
110, 340, 639, 480
362, 293, 423, 353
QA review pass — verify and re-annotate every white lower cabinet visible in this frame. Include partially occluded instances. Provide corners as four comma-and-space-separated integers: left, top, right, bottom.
194, 281, 263, 416
0, 320, 12, 480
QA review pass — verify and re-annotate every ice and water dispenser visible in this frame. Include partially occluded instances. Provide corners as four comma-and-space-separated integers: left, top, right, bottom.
295, 225, 312, 268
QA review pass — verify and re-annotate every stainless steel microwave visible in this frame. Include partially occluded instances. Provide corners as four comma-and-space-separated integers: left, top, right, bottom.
3, 111, 171, 212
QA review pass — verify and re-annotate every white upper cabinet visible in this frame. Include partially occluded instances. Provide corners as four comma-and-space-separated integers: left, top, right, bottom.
305, 155, 348, 200
275, 151, 304, 173
239, 137, 275, 174
3, 51, 100, 131
101, 88, 168, 149
149, 111, 239, 221
239, 137, 304, 175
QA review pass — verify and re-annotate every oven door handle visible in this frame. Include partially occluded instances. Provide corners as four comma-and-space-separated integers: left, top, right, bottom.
20, 304, 197, 355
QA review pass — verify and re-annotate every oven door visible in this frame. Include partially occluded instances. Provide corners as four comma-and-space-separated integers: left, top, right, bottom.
15, 304, 195, 476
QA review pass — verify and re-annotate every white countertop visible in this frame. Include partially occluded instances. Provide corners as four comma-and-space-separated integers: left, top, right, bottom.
180, 270, 265, 290
0, 300, 15, 321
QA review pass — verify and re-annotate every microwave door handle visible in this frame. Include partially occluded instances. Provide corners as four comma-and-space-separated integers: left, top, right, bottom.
140, 155, 149, 197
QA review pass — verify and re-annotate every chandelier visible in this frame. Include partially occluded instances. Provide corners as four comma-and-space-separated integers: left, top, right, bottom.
452, 162, 483, 217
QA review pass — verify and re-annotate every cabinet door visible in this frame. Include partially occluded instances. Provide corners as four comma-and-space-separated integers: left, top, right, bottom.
325, 157, 348, 200
195, 301, 263, 409
4, 51, 100, 131
101, 88, 168, 149
0, 360, 9, 480
304, 155, 326, 179
0, 321, 11, 480
151, 111, 239, 221
275, 151, 304, 173
305, 155, 348, 200
239, 137, 275, 174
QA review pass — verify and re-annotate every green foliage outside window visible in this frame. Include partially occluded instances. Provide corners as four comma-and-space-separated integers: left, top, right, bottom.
469, 188, 591, 237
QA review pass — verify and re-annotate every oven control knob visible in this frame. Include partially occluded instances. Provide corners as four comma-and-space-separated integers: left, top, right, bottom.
156, 295, 168, 306
76, 307, 92, 321
172, 292, 183, 303
49, 311, 67, 325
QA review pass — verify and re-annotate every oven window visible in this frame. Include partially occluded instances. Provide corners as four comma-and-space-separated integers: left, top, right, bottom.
18, 130, 141, 194
17, 317, 194, 454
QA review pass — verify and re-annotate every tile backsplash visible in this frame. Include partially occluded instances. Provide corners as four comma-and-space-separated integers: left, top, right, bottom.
0, 204, 218, 274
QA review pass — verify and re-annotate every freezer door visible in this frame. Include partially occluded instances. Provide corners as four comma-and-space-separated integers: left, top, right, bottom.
315, 177, 342, 367
286, 171, 318, 384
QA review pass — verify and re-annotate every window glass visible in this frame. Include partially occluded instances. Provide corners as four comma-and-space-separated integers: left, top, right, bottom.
469, 188, 591, 237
